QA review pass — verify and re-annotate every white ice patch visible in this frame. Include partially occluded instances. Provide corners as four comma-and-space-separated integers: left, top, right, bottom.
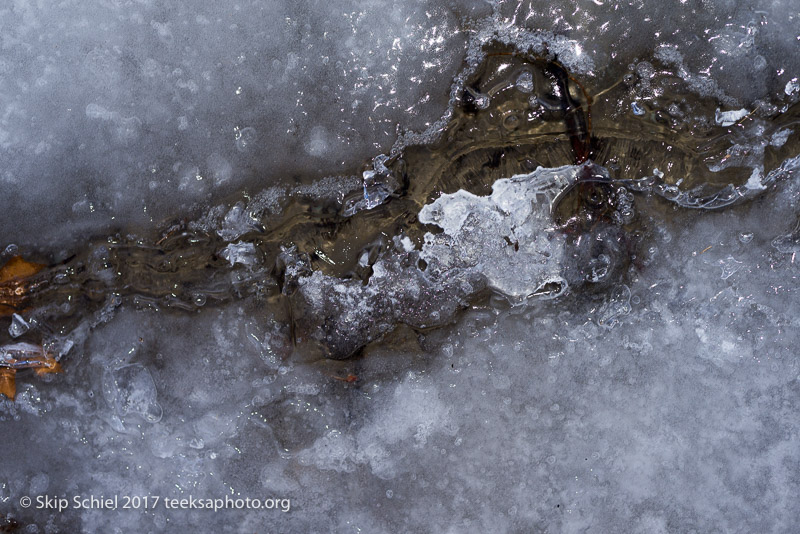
298, 377, 452, 479
8, 313, 30, 338
715, 108, 749, 127
419, 165, 578, 301
217, 202, 262, 241
744, 167, 766, 191
785, 79, 799, 96
220, 242, 259, 267
399, 236, 415, 252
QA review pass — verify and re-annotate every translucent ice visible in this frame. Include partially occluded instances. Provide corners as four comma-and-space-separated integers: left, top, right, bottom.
102, 364, 163, 424
2, 1, 800, 532
786, 79, 799, 96
8, 314, 30, 339
217, 202, 263, 242
772, 220, 800, 254
418, 165, 578, 301
220, 242, 259, 268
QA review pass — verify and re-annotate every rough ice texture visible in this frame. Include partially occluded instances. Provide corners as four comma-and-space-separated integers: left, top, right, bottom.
0, 0, 475, 246
419, 165, 576, 301
288, 165, 587, 357
288, 239, 485, 358
3, 174, 800, 532
3, 0, 798, 248
2, 0, 800, 532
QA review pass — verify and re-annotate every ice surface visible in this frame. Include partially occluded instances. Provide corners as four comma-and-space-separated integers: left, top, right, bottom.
2, 0, 797, 249
715, 107, 750, 127
102, 364, 163, 424
0, 0, 475, 247
286, 240, 486, 358
4, 179, 800, 531
2, 0, 800, 532
286, 163, 632, 357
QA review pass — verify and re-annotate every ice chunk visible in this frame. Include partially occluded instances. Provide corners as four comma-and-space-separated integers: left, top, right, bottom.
217, 202, 262, 241
102, 364, 163, 424
8, 314, 30, 338
418, 165, 578, 301
341, 170, 396, 217
515, 70, 534, 93
289, 164, 627, 357
463, 87, 490, 110
744, 166, 766, 191
220, 242, 259, 268
770, 129, 792, 148
288, 243, 485, 358
399, 236, 415, 252
714, 108, 749, 127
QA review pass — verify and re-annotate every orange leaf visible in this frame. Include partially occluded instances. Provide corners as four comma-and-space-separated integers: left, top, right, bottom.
0, 256, 45, 317
0, 369, 16, 400
0, 256, 45, 283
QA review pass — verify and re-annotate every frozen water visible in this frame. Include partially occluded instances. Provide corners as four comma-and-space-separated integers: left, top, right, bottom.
715, 107, 750, 127
786, 79, 799, 96
2, 0, 797, 249
341, 170, 397, 217
102, 364, 163, 424
419, 165, 577, 301
216, 202, 264, 242
0, 0, 476, 247
287, 163, 623, 357
8, 314, 30, 339
1, 0, 800, 532
219, 242, 260, 268
772, 219, 800, 254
